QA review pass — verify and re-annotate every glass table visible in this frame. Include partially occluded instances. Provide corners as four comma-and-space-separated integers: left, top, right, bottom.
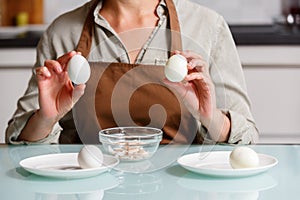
0, 144, 298, 200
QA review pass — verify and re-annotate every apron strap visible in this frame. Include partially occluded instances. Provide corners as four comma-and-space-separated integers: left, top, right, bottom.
76, 0, 99, 58
165, 0, 182, 52
76, 0, 182, 58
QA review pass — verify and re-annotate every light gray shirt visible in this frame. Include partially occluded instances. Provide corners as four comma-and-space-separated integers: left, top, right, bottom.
5, 0, 259, 144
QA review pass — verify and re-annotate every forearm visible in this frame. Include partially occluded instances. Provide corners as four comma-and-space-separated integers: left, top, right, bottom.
201, 109, 231, 142
18, 110, 57, 142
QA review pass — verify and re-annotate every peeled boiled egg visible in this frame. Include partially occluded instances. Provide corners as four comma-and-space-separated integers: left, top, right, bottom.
78, 145, 104, 169
229, 146, 259, 169
67, 54, 91, 85
164, 54, 188, 82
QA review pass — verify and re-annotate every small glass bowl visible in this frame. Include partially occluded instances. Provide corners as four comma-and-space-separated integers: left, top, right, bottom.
99, 127, 162, 161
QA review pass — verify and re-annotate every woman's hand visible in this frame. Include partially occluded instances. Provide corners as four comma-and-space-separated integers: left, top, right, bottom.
165, 50, 216, 121
35, 51, 86, 123
164, 50, 230, 142
18, 51, 86, 142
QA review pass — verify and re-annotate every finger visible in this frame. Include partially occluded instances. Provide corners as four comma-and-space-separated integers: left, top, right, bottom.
180, 50, 203, 61
34, 66, 51, 80
57, 51, 77, 70
188, 59, 206, 71
172, 50, 181, 56
186, 73, 211, 96
163, 78, 189, 97
185, 72, 205, 81
44, 60, 63, 74
163, 78, 184, 88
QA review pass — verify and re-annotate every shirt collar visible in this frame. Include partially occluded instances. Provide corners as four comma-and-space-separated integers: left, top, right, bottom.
93, 0, 168, 27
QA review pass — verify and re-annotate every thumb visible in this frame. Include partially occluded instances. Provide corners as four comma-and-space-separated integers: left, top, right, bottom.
163, 78, 187, 98
163, 78, 200, 120
72, 84, 86, 104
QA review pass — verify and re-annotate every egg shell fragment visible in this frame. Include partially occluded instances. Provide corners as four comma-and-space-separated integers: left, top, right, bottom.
164, 54, 188, 82
77, 145, 104, 169
229, 146, 259, 169
67, 54, 91, 85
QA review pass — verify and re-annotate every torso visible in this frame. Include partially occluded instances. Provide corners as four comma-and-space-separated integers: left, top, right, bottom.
118, 28, 156, 63
99, 2, 160, 63
60, 0, 201, 144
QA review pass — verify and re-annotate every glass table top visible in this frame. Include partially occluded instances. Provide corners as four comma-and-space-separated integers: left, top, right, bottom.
0, 144, 299, 200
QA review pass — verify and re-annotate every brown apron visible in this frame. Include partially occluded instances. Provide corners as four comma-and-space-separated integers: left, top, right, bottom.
59, 0, 202, 144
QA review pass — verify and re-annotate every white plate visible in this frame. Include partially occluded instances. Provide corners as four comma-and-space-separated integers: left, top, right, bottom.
20, 153, 119, 179
177, 151, 278, 178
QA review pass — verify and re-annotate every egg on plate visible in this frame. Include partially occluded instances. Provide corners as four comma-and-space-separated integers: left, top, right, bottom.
77, 145, 104, 169
229, 146, 259, 169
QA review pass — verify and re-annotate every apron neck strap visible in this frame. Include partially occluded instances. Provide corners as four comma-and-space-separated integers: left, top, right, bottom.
76, 0, 182, 58
76, 0, 98, 58
165, 0, 182, 52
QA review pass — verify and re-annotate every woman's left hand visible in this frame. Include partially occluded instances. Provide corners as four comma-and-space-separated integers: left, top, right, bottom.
164, 50, 230, 142
165, 50, 216, 122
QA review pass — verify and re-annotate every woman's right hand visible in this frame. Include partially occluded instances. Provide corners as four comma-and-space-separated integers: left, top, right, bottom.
35, 51, 86, 124
18, 51, 86, 142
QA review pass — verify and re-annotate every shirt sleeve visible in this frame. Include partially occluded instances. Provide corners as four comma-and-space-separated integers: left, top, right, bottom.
5, 25, 63, 144
5, 2, 94, 144
208, 16, 259, 144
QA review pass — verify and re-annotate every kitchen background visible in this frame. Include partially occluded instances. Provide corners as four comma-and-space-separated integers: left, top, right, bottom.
46, 0, 282, 25
0, 0, 299, 143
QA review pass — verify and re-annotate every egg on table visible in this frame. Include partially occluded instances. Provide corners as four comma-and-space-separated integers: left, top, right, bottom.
229, 146, 259, 169
77, 145, 104, 169
67, 54, 91, 85
164, 54, 188, 82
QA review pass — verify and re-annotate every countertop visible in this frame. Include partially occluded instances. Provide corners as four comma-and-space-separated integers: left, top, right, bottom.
1, 25, 300, 68
0, 25, 300, 48
230, 25, 300, 45
0, 30, 42, 48
0, 144, 298, 200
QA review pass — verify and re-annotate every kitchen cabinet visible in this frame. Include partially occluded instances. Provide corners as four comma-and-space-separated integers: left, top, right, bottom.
0, 0, 43, 26
1, 46, 300, 144
244, 67, 300, 144
0, 48, 34, 143
239, 46, 300, 144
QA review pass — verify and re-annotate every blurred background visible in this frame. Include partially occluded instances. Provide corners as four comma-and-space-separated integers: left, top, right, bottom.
0, 0, 284, 25
0, 0, 299, 144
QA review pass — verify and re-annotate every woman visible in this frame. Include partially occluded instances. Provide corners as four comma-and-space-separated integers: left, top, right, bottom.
6, 0, 258, 144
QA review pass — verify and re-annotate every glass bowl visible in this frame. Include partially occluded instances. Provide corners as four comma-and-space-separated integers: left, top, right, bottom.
99, 127, 163, 161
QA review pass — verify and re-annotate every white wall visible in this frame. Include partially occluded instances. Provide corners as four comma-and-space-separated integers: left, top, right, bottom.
44, 0, 90, 24
191, 0, 282, 24
44, 0, 282, 25
0, 72, 33, 143
0, 1, 293, 143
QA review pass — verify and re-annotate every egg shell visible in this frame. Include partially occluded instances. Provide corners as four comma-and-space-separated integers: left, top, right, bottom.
78, 145, 104, 169
67, 55, 91, 85
229, 146, 259, 169
164, 54, 188, 82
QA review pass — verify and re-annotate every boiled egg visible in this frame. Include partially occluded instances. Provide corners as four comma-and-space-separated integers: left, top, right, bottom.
67, 54, 91, 85
78, 145, 104, 169
229, 146, 259, 169
164, 54, 188, 82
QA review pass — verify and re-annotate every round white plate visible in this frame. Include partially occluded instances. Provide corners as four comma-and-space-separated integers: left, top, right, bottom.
177, 151, 278, 178
20, 153, 119, 179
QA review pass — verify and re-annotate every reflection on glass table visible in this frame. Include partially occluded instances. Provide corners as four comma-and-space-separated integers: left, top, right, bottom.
0, 144, 299, 200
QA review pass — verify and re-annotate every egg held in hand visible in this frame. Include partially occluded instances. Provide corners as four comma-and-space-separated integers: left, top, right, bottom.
229, 146, 259, 169
164, 54, 188, 82
78, 145, 104, 169
67, 54, 91, 85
